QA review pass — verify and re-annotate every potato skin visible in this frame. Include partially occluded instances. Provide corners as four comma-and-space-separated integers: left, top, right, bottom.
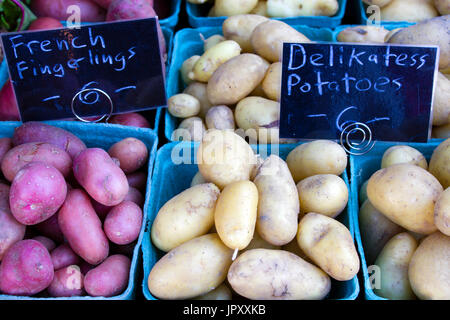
205, 105, 236, 130
104, 201, 143, 245
297, 213, 360, 281
262, 62, 281, 101
222, 14, 269, 52
58, 189, 109, 265
429, 138, 450, 189
108, 138, 148, 174
227, 249, 331, 300
434, 0, 450, 14
194, 283, 232, 300
380, 0, 438, 23
10, 162, 67, 225
408, 232, 450, 300
286, 140, 348, 183
0, 200, 26, 261
297, 174, 348, 218
84, 254, 131, 297
73, 148, 129, 206
381, 145, 427, 169
373, 232, 418, 300
51, 244, 81, 271
0, 138, 12, 164
48, 265, 84, 297
151, 183, 220, 252
215, 0, 258, 16
254, 155, 299, 246
173, 117, 207, 142
367, 164, 442, 234
207, 53, 269, 105
433, 187, 450, 236
109, 112, 151, 129
267, 0, 339, 17
337, 26, 389, 43
0, 240, 54, 295
148, 233, 234, 300
183, 82, 213, 118
431, 72, 450, 126
190, 171, 209, 187
180, 55, 200, 85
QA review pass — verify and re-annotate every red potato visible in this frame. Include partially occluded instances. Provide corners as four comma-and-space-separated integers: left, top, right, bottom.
10, 162, 67, 226
91, 198, 111, 220
84, 254, 131, 297
35, 212, 64, 243
0, 240, 54, 295
0, 80, 20, 121
109, 113, 151, 129
91, 186, 144, 220
51, 244, 81, 270
32, 236, 56, 252
58, 189, 109, 265
126, 171, 147, 191
0, 183, 9, 210
108, 138, 148, 174
1, 142, 72, 182
0, 138, 12, 165
28, 17, 64, 30
0, 207, 26, 261
31, 0, 106, 22
79, 261, 95, 275
12, 122, 87, 159
92, 0, 114, 8
104, 201, 142, 245
73, 148, 129, 206
47, 265, 84, 297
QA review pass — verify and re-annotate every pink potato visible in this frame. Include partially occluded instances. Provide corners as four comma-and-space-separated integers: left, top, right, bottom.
92, 0, 114, 8
32, 236, 56, 252
0, 182, 10, 210
108, 138, 148, 174
84, 254, 131, 297
79, 261, 95, 275
35, 212, 65, 243
0, 80, 20, 121
12, 122, 87, 159
109, 113, 151, 129
58, 189, 109, 265
126, 171, 147, 191
28, 17, 64, 30
51, 244, 81, 270
0, 207, 26, 261
10, 162, 67, 226
73, 148, 129, 206
0, 138, 12, 165
31, 0, 106, 22
91, 186, 143, 220
47, 265, 84, 297
0, 240, 54, 295
1, 142, 72, 182
104, 201, 142, 245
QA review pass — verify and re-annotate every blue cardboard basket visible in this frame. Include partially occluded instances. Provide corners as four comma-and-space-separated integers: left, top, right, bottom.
357, 0, 416, 26
142, 142, 360, 300
0, 120, 158, 300
186, 0, 347, 28
165, 26, 334, 141
349, 140, 441, 300
159, 0, 181, 29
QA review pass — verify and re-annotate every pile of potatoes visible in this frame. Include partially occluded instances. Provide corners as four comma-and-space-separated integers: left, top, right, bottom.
0, 122, 149, 298
147, 130, 359, 300
362, 0, 449, 23
359, 143, 450, 300
336, 15, 450, 139
169, 15, 315, 143
188, 0, 339, 18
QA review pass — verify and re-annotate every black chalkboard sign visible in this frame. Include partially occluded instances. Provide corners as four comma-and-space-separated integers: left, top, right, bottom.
1, 18, 166, 122
280, 42, 439, 142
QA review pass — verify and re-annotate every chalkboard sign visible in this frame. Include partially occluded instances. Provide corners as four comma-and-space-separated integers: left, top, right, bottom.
280, 42, 439, 143
1, 18, 166, 122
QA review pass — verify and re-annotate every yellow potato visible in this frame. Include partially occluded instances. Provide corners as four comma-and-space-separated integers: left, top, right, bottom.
172, 117, 206, 142
297, 213, 360, 281
207, 53, 269, 105
359, 179, 369, 205
183, 82, 213, 118
367, 164, 443, 234
381, 0, 438, 23
281, 239, 312, 263
429, 138, 450, 188
222, 14, 269, 52
359, 199, 405, 264
373, 232, 418, 300
267, 0, 339, 17
433, 187, 450, 236
431, 72, 450, 126
297, 174, 349, 218
151, 183, 220, 252
227, 249, 331, 300
262, 62, 281, 101
434, 0, 450, 14
250, 0, 268, 16
148, 233, 234, 299
168, 93, 200, 118
208, 5, 216, 16
203, 34, 225, 52
197, 129, 257, 189
254, 155, 300, 246
408, 232, 450, 300
383, 28, 403, 42
215, 181, 258, 251
194, 283, 232, 300
381, 145, 428, 169
189, 40, 242, 83
432, 123, 450, 139
362, 0, 392, 7
205, 105, 235, 130
215, 0, 258, 16
243, 230, 281, 251
250, 20, 310, 62
337, 26, 390, 44
286, 140, 348, 183
191, 171, 209, 187
249, 82, 267, 97
180, 55, 200, 85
